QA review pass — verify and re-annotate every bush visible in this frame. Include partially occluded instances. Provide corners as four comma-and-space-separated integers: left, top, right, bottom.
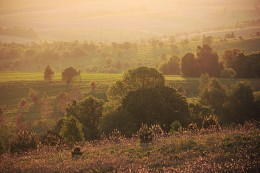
59, 115, 85, 144
150, 124, 164, 138
225, 82, 257, 123
66, 96, 104, 140
170, 121, 182, 133
41, 132, 62, 147
138, 124, 154, 144
109, 129, 124, 143
10, 131, 40, 153
188, 101, 213, 128
202, 115, 221, 130
187, 123, 199, 132
99, 109, 136, 137
29, 88, 39, 105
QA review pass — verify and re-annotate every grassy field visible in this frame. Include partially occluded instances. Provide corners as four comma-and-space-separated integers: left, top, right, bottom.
0, 125, 259, 172
0, 72, 259, 107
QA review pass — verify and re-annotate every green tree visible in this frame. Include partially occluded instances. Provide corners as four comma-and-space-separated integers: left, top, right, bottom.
66, 97, 104, 140
99, 109, 136, 137
159, 56, 180, 75
199, 75, 227, 116
106, 67, 165, 113
61, 67, 78, 85
122, 86, 190, 132
44, 65, 54, 82
59, 115, 85, 144
225, 82, 257, 123
196, 45, 223, 77
123, 66, 165, 90
181, 53, 199, 77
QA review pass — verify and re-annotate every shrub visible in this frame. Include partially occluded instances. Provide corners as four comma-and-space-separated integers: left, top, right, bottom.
41, 132, 62, 147
66, 96, 104, 140
109, 129, 124, 143
150, 124, 164, 139
10, 131, 40, 153
99, 109, 137, 137
225, 82, 257, 123
29, 88, 39, 104
170, 121, 182, 133
202, 115, 221, 130
187, 123, 199, 132
138, 124, 154, 144
59, 115, 85, 144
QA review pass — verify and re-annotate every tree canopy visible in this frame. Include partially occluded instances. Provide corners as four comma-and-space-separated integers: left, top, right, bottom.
61, 67, 78, 85
121, 86, 190, 132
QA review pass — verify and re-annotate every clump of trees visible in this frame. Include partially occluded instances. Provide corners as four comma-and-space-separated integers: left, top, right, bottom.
159, 56, 180, 75
222, 49, 260, 78
101, 66, 190, 135
181, 45, 223, 77
197, 74, 258, 124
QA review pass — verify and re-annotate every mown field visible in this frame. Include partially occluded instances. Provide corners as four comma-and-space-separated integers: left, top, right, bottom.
0, 124, 259, 172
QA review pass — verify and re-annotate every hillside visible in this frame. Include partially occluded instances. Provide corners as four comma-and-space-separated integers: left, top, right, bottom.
0, 125, 259, 172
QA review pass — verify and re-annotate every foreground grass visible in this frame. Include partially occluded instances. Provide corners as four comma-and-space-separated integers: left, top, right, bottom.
1, 127, 259, 173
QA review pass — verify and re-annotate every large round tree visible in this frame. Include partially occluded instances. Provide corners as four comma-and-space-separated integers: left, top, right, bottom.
121, 86, 190, 132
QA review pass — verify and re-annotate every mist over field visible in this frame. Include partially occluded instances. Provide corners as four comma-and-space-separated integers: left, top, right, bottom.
0, 0, 260, 41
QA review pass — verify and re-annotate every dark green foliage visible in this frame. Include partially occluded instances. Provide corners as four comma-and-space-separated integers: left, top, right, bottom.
199, 77, 227, 115
66, 97, 104, 140
0, 141, 4, 155
159, 56, 180, 75
106, 66, 165, 115
99, 109, 136, 137
10, 131, 40, 153
188, 102, 213, 128
196, 45, 223, 77
181, 53, 199, 77
61, 67, 78, 85
44, 65, 54, 82
138, 124, 154, 144
202, 115, 221, 130
170, 121, 182, 132
223, 50, 260, 78
122, 86, 190, 132
122, 66, 165, 90
181, 45, 223, 77
59, 115, 85, 144
225, 82, 258, 123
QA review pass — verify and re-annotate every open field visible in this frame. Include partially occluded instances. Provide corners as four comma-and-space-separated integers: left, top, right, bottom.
0, 125, 259, 172
0, 72, 259, 107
